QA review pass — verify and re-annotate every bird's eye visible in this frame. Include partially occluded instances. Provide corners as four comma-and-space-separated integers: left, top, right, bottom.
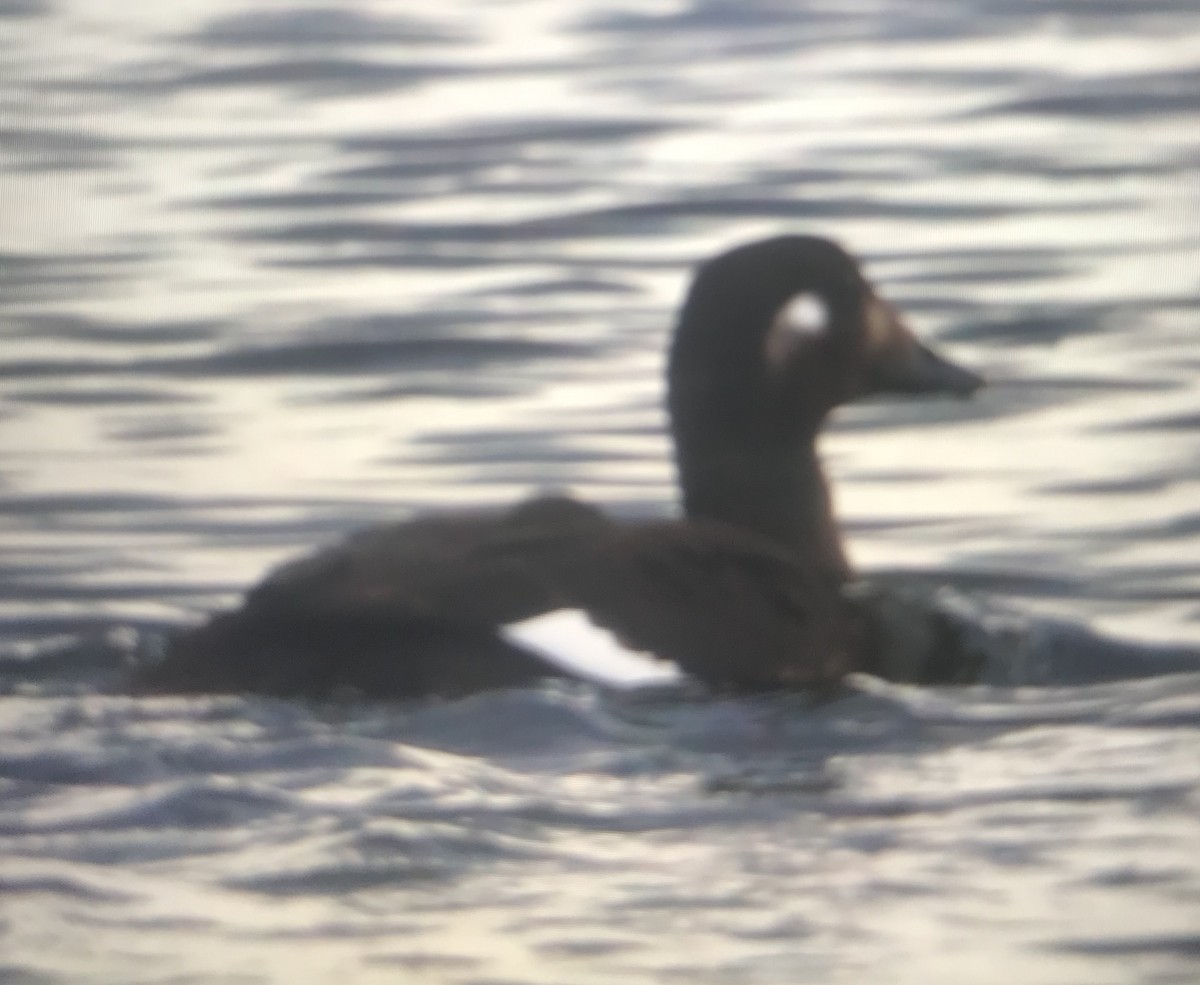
764, 292, 829, 371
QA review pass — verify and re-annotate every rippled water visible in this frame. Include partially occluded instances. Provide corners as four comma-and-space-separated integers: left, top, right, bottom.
2, 1, 1200, 982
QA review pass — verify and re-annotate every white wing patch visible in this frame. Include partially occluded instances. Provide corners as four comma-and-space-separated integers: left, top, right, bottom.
764, 291, 829, 370
500, 609, 683, 689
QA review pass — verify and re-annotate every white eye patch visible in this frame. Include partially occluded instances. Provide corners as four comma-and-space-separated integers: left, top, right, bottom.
764, 291, 829, 370
780, 292, 829, 336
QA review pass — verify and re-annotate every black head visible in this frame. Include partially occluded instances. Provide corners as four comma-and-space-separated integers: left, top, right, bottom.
666, 235, 982, 560
668, 235, 982, 445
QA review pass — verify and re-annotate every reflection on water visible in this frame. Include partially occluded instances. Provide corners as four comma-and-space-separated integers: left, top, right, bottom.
1, 1, 1200, 983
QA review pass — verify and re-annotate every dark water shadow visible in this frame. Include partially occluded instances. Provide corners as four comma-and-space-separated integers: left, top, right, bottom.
0, 250, 145, 303
181, 8, 467, 48
974, 69, 1200, 120
6, 386, 199, 407
0, 0, 50, 17
6, 313, 221, 345
0, 125, 128, 173
0, 307, 609, 384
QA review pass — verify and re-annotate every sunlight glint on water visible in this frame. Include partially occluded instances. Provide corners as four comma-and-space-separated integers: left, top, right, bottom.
1, 1, 1200, 983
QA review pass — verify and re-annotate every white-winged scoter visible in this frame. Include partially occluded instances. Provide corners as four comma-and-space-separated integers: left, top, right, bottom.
135, 235, 983, 699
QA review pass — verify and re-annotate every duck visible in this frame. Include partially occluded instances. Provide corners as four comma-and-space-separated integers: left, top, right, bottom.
133, 235, 983, 700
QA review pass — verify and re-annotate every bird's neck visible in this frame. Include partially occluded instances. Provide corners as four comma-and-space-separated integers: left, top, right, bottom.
675, 432, 851, 584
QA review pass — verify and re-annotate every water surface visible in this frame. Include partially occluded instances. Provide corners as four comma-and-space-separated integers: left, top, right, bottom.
2, 2, 1199, 982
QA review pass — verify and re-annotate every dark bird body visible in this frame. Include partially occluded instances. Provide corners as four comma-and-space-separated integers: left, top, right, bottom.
136, 236, 983, 700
